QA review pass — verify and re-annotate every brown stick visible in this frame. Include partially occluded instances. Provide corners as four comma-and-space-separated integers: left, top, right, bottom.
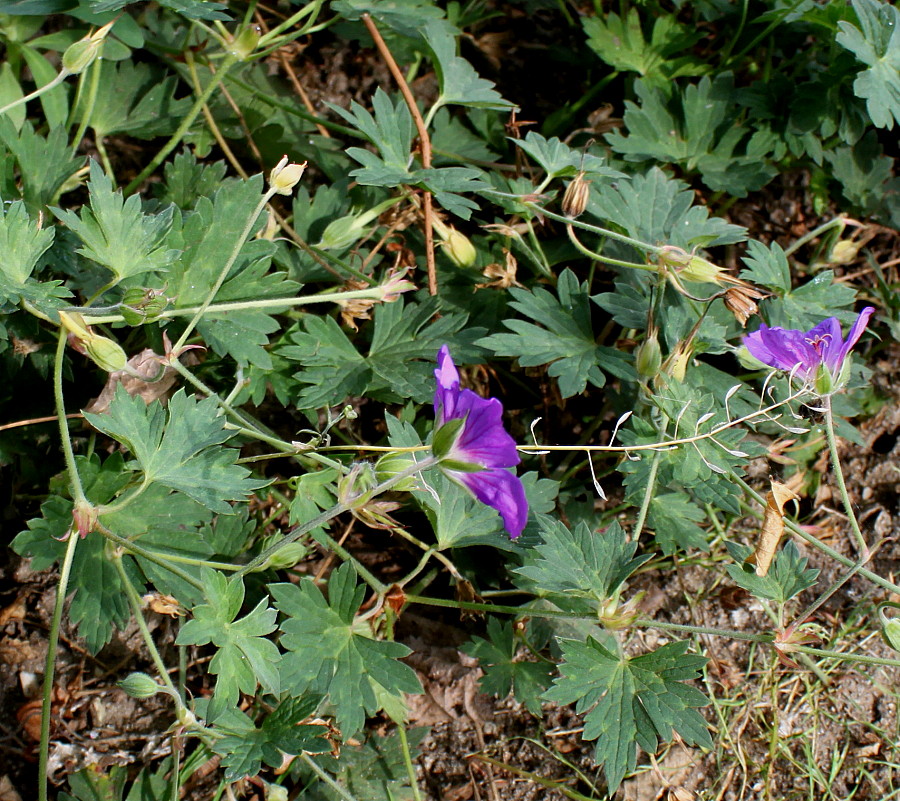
360, 13, 437, 295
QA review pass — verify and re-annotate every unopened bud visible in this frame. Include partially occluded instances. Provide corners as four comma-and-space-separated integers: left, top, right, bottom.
62, 20, 115, 75
375, 452, 420, 492
442, 227, 477, 267
659, 246, 724, 285
59, 311, 128, 372
561, 172, 591, 219
635, 330, 662, 378
432, 216, 477, 267
227, 25, 260, 61
118, 672, 162, 699
880, 605, 900, 652
829, 239, 861, 265
256, 535, 310, 571
268, 156, 307, 195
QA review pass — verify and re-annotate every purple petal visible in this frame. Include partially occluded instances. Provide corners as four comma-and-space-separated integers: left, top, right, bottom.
450, 388, 520, 468
835, 306, 875, 366
453, 467, 529, 538
804, 317, 842, 372
434, 345, 461, 424
745, 325, 818, 377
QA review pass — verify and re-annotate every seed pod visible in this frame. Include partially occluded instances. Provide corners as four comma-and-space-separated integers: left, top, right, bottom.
118, 672, 162, 699
62, 20, 115, 75
561, 172, 591, 219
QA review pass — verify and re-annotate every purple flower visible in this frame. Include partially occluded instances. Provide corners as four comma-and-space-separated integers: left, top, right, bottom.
432, 345, 528, 538
744, 307, 875, 389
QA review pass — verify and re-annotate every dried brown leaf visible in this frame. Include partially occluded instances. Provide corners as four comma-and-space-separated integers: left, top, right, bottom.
747, 480, 800, 576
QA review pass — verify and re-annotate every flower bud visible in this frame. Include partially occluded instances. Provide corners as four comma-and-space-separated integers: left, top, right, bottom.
635, 330, 662, 378
227, 25, 260, 61
59, 311, 128, 372
431, 216, 477, 267
880, 605, 900, 652
561, 172, 591, 219
442, 227, 477, 268
659, 246, 724, 285
375, 452, 420, 492
829, 239, 861, 265
256, 535, 310, 571
62, 20, 115, 75
118, 672, 162, 699
268, 156, 307, 196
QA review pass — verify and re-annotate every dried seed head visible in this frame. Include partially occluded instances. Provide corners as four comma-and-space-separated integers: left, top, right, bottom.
723, 283, 768, 326
561, 172, 591, 219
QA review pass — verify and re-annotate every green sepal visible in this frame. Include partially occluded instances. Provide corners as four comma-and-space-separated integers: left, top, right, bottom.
431, 417, 464, 460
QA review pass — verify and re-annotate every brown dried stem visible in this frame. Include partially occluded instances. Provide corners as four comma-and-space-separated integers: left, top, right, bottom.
360, 13, 437, 295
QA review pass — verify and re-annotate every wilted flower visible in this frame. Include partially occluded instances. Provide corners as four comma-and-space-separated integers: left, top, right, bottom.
561, 172, 591, 219
744, 307, 875, 394
723, 283, 768, 326
432, 345, 528, 538
268, 156, 307, 195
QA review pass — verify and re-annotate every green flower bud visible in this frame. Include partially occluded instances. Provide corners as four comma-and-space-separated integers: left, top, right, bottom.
829, 239, 860, 265
227, 25, 260, 61
880, 605, 900, 652
62, 20, 115, 75
432, 216, 477, 267
118, 672, 162, 699
375, 452, 420, 491
256, 535, 310, 571
59, 311, 128, 372
635, 330, 662, 378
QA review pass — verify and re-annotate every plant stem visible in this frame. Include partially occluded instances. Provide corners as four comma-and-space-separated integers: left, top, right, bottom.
791, 644, 900, 669
70, 57, 102, 154
526, 202, 667, 256
173, 187, 276, 352
783, 217, 845, 258
300, 754, 359, 801
566, 224, 656, 272
232, 456, 439, 580
124, 53, 239, 195
98, 523, 206, 592
112, 553, 189, 708
631, 450, 660, 538
0, 68, 70, 118
397, 724, 423, 801
54, 329, 88, 506
78, 286, 389, 325
822, 396, 868, 557
361, 12, 437, 295
732, 475, 900, 596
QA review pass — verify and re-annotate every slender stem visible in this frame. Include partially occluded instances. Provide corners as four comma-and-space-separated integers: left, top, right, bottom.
635, 618, 775, 643
360, 13, 437, 295
791, 644, 900, 669
173, 187, 276, 352
0, 68, 70, 118
37, 531, 79, 801
112, 553, 189, 708
733, 475, 900, 596
300, 754, 359, 801
257, 0, 326, 46
783, 217, 844, 258
823, 396, 868, 557
78, 286, 389, 325
527, 202, 667, 256
98, 524, 206, 592
631, 450, 660, 538
392, 526, 463, 579
53, 328, 88, 502
566, 224, 656, 272
232, 456, 439, 580
397, 725, 423, 801
124, 53, 239, 195
70, 57, 101, 153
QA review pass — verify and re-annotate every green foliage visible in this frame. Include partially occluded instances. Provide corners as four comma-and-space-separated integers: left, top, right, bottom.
84, 386, 267, 513
582, 8, 704, 82
0, 198, 56, 304
176, 569, 281, 707
52, 160, 177, 284
481, 268, 635, 398
272, 563, 422, 736
836, 0, 900, 130
545, 638, 711, 792
462, 618, 553, 714
725, 541, 820, 603
210, 698, 331, 782
513, 131, 621, 180
606, 75, 780, 196
515, 518, 651, 610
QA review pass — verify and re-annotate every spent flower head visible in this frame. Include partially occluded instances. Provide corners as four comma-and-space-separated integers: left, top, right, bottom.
744, 307, 875, 395
432, 345, 528, 538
